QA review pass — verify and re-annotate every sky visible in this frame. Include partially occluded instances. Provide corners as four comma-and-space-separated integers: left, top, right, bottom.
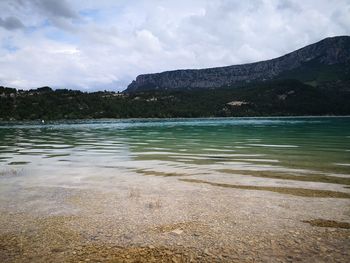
0, 0, 349, 91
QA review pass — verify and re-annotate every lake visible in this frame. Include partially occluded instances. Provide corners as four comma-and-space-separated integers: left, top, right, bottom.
0, 117, 349, 262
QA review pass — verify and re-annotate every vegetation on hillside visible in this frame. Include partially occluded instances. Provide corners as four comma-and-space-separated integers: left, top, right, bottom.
1, 79, 349, 120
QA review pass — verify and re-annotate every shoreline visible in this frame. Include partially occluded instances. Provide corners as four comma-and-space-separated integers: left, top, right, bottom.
1, 115, 350, 127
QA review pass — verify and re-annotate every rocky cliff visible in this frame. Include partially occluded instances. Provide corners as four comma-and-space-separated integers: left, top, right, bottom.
125, 36, 350, 92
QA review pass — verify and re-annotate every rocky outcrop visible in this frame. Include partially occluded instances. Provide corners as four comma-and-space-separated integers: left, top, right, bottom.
126, 36, 350, 92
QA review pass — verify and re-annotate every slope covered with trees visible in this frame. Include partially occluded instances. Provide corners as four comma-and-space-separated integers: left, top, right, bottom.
1, 79, 349, 120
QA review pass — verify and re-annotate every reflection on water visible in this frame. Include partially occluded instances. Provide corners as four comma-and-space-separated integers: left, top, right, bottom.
1, 117, 349, 178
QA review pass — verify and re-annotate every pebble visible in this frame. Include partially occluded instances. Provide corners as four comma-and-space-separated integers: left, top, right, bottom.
320, 247, 327, 253
204, 248, 210, 255
171, 229, 183, 235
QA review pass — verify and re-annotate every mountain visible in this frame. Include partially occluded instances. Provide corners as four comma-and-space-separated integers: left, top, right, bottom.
1, 36, 350, 120
125, 36, 350, 93
2, 78, 350, 120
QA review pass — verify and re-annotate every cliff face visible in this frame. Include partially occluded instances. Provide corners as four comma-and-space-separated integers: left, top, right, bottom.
125, 36, 350, 92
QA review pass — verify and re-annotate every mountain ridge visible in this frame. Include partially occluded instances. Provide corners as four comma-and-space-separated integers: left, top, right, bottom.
125, 36, 350, 92
1, 36, 350, 120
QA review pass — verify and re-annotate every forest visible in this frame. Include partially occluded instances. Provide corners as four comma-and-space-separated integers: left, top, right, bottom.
1, 79, 349, 120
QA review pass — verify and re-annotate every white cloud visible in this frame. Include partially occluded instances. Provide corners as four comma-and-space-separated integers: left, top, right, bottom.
0, 0, 349, 91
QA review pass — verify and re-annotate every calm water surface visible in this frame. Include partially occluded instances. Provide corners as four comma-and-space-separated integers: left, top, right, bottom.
0, 117, 349, 181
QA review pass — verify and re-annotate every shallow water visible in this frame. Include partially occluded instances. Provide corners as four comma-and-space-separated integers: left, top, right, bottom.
1, 117, 349, 177
1, 117, 350, 262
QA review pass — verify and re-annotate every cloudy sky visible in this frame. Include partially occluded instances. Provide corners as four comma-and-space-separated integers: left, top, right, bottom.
0, 0, 349, 91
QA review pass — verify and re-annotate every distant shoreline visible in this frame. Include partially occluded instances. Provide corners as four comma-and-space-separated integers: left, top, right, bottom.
1, 115, 350, 126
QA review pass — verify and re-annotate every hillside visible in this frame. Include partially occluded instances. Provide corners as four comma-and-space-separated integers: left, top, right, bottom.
126, 36, 350, 92
1, 36, 350, 120
1, 79, 350, 120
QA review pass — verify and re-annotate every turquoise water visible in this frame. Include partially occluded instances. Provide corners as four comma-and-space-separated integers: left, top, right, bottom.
0, 117, 349, 178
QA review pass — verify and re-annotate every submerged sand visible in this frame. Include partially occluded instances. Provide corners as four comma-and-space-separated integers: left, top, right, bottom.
0, 167, 350, 263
